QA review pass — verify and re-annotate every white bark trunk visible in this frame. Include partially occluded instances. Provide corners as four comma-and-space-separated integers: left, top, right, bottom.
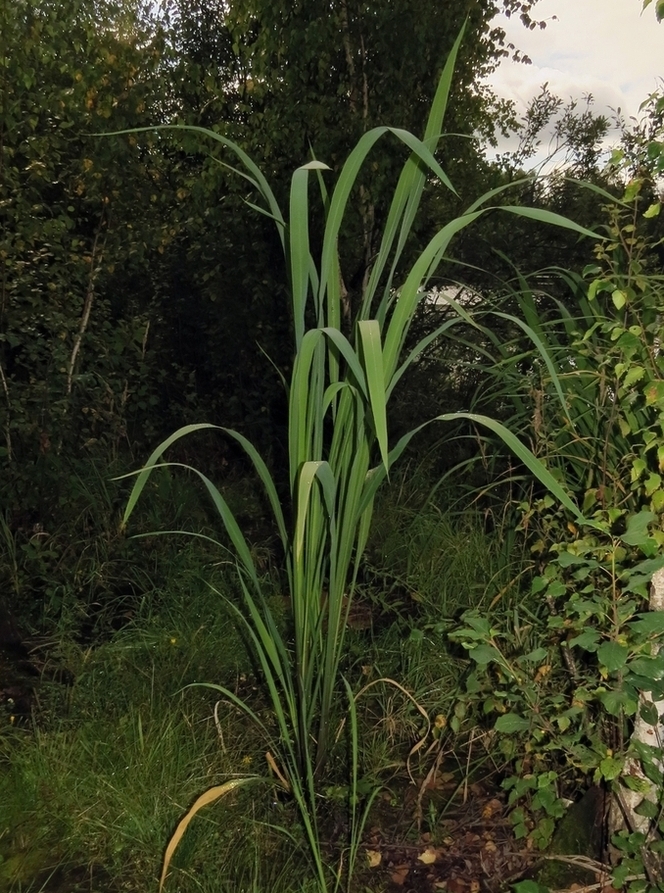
609, 568, 664, 884
617, 568, 664, 833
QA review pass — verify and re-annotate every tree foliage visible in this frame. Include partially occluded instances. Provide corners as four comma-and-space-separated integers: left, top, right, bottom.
0, 0, 173, 478
2, 0, 636, 572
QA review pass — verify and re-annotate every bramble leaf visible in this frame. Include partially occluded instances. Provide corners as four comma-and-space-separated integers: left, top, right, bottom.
597, 641, 629, 672
495, 713, 530, 733
621, 511, 656, 546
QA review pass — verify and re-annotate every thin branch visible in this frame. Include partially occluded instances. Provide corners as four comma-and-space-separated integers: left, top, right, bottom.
339, 0, 357, 115
0, 358, 11, 460
66, 211, 107, 396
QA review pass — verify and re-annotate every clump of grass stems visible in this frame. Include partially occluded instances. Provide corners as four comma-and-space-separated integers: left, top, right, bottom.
114, 26, 597, 893
0, 606, 269, 893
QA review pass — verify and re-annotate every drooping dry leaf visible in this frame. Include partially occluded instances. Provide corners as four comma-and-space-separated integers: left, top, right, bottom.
159, 777, 261, 892
265, 751, 290, 791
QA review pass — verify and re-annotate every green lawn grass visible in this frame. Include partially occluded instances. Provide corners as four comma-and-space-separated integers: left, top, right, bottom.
0, 496, 521, 893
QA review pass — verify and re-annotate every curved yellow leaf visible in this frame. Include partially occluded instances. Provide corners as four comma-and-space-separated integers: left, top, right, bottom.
159, 777, 263, 892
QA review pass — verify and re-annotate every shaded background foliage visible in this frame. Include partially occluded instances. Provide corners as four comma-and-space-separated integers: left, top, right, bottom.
0, 0, 643, 632
1, 3, 664, 889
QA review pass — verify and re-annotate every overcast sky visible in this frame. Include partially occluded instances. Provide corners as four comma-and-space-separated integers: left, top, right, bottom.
485, 0, 663, 162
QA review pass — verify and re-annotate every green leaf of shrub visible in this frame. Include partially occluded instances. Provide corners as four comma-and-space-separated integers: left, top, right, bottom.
469, 644, 501, 665
548, 581, 567, 598
645, 473, 662, 497
639, 700, 660, 726
623, 365, 646, 389
531, 576, 548, 594
557, 551, 592, 568
622, 774, 652, 794
598, 688, 638, 716
620, 556, 664, 595
629, 612, 664, 635
598, 756, 624, 781
623, 180, 642, 202
630, 678, 664, 700
568, 628, 600, 651
643, 759, 664, 786
612, 289, 627, 310
635, 798, 659, 819
512, 880, 549, 893
621, 511, 656, 546
495, 713, 530, 734
628, 656, 664, 682
521, 647, 548, 663
458, 612, 490, 635
597, 641, 630, 672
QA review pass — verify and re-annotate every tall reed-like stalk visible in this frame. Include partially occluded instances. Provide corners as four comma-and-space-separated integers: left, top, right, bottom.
119, 29, 595, 891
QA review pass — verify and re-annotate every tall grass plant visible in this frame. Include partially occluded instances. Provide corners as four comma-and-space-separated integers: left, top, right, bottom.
116, 28, 596, 891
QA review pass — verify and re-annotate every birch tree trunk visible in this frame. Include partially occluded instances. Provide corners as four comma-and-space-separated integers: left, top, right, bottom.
610, 567, 664, 882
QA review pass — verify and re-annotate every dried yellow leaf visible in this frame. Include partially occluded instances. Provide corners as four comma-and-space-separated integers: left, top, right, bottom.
366, 849, 382, 868
159, 777, 261, 893
534, 664, 552, 683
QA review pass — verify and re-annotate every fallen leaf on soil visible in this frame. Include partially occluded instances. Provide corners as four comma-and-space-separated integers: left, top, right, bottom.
366, 849, 382, 868
481, 798, 503, 818
418, 847, 438, 864
390, 864, 410, 885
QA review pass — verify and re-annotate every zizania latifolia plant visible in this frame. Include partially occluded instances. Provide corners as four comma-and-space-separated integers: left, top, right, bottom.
118, 28, 597, 893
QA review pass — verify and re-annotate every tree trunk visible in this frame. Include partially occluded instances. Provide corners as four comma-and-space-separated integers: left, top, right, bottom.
610, 567, 664, 882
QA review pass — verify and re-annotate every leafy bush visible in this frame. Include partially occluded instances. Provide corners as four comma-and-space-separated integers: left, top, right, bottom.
451, 174, 664, 889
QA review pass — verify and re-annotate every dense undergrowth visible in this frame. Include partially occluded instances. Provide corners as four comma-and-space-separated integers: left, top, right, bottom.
1, 9, 664, 892
1, 477, 525, 893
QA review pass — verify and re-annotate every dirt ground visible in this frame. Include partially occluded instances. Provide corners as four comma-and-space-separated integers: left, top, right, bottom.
355, 778, 617, 893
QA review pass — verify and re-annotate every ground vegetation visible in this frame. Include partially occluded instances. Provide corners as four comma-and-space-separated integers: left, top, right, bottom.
1, 2, 664, 892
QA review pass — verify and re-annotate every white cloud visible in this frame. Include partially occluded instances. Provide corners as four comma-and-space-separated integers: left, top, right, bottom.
485, 0, 663, 163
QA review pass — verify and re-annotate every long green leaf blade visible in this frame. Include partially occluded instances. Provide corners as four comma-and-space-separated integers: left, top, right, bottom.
358, 320, 389, 471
